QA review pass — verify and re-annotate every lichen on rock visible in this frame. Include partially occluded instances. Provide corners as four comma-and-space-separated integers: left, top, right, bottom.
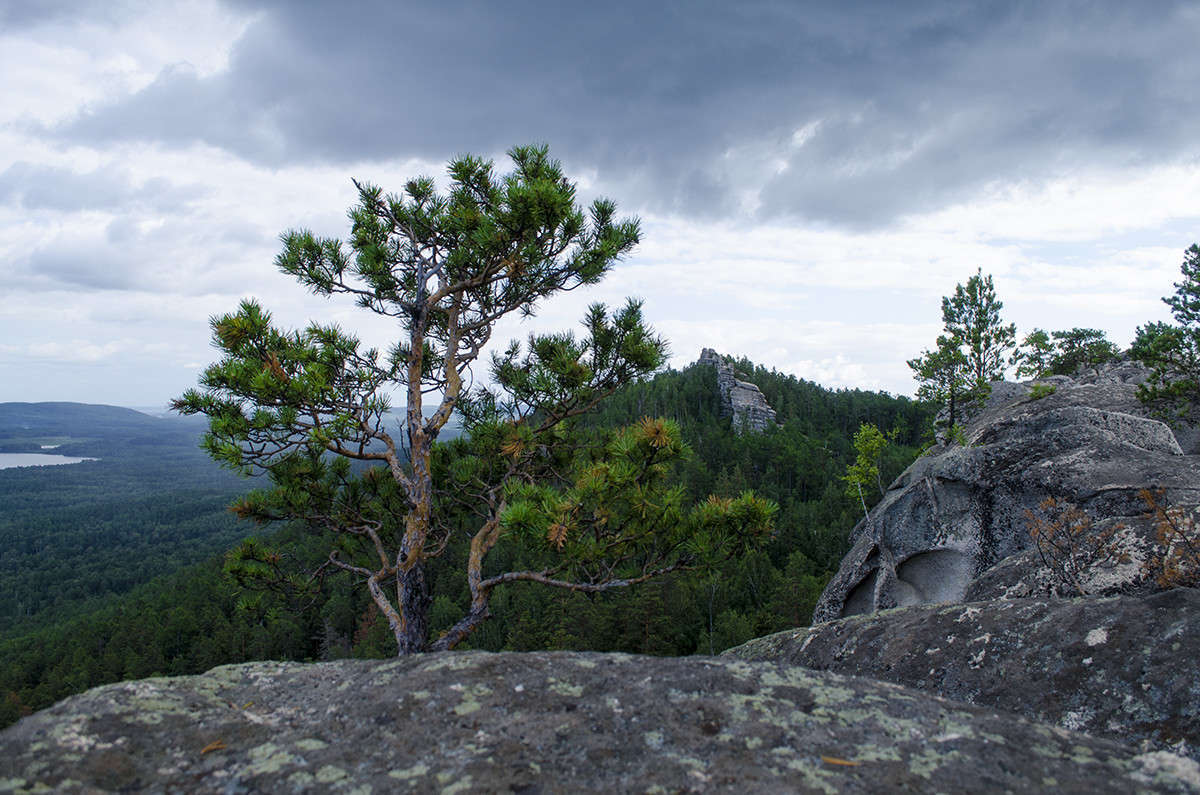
4, 651, 1196, 793
728, 588, 1200, 763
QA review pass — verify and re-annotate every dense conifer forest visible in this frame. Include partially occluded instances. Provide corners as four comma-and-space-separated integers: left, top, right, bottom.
0, 358, 928, 727
0, 405, 249, 635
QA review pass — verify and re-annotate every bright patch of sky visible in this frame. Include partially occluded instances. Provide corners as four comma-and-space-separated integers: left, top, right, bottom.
1, 0, 1197, 405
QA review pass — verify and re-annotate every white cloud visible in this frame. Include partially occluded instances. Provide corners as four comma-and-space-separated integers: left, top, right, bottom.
1, 3, 1199, 406
0, 1, 252, 126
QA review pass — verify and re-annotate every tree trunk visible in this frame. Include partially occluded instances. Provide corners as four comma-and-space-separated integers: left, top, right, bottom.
395, 562, 431, 654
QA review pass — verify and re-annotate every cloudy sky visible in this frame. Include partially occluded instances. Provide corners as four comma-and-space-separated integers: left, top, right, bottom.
2, 0, 1198, 407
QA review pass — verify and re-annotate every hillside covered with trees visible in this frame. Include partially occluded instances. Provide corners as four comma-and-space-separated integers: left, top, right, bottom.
0, 360, 928, 727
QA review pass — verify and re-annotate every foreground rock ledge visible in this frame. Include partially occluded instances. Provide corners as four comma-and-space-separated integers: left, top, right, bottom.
2, 652, 1197, 793
728, 588, 1200, 763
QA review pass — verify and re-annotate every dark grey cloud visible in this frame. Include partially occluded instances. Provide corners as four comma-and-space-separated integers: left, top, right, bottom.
0, 162, 204, 213
50, 0, 1200, 227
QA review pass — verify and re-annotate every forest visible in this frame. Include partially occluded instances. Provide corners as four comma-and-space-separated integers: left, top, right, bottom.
0, 358, 928, 727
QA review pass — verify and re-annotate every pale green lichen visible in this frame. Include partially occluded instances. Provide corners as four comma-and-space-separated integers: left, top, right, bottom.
288, 771, 315, 787
908, 747, 964, 778
451, 682, 493, 715
1131, 751, 1200, 789
389, 762, 430, 781
419, 654, 481, 673
315, 765, 347, 783
781, 760, 842, 795
442, 778, 473, 794
244, 742, 301, 775
436, 773, 474, 794
295, 738, 327, 751
549, 680, 583, 698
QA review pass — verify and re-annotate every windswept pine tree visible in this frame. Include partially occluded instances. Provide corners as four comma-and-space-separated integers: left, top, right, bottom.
174, 146, 774, 654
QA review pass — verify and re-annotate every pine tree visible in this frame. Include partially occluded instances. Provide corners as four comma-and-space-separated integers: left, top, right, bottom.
1048, 328, 1120, 376
174, 145, 774, 654
907, 334, 969, 429
941, 268, 1017, 392
1011, 328, 1055, 379
1134, 244, 1200, 417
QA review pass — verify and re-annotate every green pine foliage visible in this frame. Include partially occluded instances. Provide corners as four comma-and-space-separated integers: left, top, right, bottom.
1011, 329, 1055, 378
941, 268, 1017, 392
1011, 327, 1120, 379
1134, 244, 1200, 418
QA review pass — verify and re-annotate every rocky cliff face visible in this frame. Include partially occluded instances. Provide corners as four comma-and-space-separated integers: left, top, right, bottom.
756, 360, 1200, 769
813, 361, 1200, 623
3, 651, 1198, 793
696, 348, 777, 434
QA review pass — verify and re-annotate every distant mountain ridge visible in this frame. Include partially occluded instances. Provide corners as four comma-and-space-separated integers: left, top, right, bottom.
0, 401, 172, 429
0, 402, 206, 454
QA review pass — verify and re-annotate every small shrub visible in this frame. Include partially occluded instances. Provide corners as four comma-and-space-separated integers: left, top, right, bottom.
1139, 489, 1200, 588
1028, 383, 1057, 401
946, 423, 969, 447
1025, 497, 1128, 596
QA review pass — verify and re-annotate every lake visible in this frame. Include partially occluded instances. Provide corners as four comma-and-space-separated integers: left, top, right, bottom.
0, 453, 98, 470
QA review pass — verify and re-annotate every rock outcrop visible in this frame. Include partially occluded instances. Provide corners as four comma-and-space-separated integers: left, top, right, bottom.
728, 588, 1200, 762
3, 651, 1199, 793
696, 348, 777, 434
814, 361, 1200, 622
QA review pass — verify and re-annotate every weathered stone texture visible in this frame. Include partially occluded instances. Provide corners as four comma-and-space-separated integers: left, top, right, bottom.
814, 361, 1200, 623
696, 348, 777, 434
729, 588, 1200, 762
3, 651, 1198, 793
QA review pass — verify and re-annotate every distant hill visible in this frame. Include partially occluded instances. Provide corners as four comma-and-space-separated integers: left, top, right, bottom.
0, 401, 167, 432
0, 402, 206, 456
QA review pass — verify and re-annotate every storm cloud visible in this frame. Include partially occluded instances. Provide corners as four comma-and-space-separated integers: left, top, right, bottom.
3, 0, 1198, 404
51, 0, 1200, 226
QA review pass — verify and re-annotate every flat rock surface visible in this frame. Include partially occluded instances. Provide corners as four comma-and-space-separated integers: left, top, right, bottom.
3, 651, 1198, 793
729, 588, 1200, 762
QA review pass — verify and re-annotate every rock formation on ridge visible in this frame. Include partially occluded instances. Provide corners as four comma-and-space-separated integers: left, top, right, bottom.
813, 360, 1200, 622
696, 348, 777, 434
3, 651, 1198, 793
